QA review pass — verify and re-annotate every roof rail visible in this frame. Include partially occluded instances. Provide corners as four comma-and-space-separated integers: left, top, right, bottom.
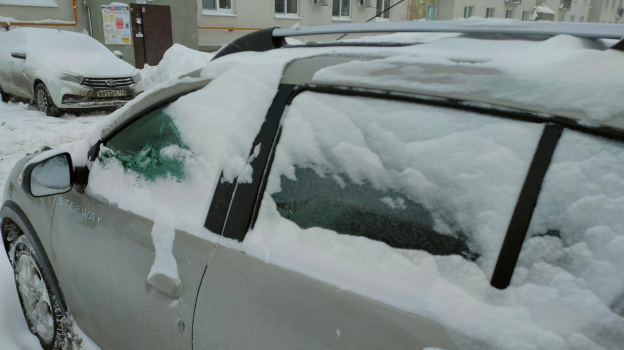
212, 20, 624, 60
212, 27, 286, 61
274, 20, 624, 40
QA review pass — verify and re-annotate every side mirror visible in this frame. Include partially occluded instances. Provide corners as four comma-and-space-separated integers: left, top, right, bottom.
22, 153, 73, 197
113, 50, 124, 59
10, 50, 26, 60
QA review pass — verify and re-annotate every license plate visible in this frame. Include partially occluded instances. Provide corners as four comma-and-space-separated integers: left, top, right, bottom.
96, 90, 128, 98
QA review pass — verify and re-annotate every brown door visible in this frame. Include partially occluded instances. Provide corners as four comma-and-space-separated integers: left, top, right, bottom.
130, 4, 173, 68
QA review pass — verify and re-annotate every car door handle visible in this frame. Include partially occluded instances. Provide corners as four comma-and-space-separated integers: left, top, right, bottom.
148, 273, 181, 298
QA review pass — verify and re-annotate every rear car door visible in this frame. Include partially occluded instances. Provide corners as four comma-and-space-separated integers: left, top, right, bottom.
50, 99, 215, 349
193, 89, 547, 348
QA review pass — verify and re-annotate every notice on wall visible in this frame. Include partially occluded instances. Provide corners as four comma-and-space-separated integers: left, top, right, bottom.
102, 4, 131, 45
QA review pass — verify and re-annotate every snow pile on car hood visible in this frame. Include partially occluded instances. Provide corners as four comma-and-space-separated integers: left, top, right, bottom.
140, 44, 215, 90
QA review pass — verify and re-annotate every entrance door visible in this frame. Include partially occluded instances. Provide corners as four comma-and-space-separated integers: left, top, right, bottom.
130, 4, 173, 68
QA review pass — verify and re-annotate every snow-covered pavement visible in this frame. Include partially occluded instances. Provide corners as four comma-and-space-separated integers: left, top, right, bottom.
0, 101, 107, 349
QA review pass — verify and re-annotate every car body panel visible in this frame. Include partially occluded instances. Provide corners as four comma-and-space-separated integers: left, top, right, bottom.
50, 188, 213, 349
194, 244, 458, 350
1, 156, 57, 262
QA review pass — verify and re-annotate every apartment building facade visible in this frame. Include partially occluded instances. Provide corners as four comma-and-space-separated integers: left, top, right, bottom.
196, 0, 410, 50
437, 0, 621, 23
1, 0, 621, 67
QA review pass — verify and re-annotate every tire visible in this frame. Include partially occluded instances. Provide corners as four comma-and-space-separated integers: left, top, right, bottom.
35, 83, 61, 117
11, 235, 67, 350
0, 85, 10, 103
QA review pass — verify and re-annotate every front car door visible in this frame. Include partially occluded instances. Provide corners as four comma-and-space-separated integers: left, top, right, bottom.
50, 97, 215, 349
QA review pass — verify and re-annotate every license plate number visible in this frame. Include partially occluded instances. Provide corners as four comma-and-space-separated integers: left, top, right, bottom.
96, 90, 127, 97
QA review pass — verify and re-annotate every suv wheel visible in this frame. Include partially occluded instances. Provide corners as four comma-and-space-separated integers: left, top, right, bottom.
0, 85, 10, 103
11, 235, 67, 350
35, 84, 61, 117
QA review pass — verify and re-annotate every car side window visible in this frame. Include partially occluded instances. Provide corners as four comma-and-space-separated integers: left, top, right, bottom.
274, 166, 479, 260
258, 92, 545, 274
101, 105, 189, 181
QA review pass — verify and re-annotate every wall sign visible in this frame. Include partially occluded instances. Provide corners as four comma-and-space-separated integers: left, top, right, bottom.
101, 4, 131, 45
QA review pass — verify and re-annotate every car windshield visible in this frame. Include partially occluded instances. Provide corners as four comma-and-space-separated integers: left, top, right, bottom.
26, 30, 113, 57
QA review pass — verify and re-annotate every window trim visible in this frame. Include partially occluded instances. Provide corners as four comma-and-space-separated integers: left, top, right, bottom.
332, 0, 352, 20
275, 0, 299, 16
377, 0, 391, 19
202, 0, 234, 14
505, 9, 513, 19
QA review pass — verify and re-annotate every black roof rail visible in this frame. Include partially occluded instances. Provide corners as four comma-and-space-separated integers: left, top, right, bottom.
212, 21, 624, 60
211, 27, 286, 61
612, 37, 624, 51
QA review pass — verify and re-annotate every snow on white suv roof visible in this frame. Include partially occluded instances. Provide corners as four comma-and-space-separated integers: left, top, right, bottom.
2, 20, 624, 350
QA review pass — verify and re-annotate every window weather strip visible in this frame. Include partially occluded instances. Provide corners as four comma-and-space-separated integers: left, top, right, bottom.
218, 84, 296, 241
490, 124, 563, 290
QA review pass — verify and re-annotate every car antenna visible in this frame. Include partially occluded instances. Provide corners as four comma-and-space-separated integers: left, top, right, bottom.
336, 0, 406, 41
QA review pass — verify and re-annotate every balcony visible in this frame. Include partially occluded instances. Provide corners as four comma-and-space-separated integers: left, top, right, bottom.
505, 0, 522, 4
560, 0, 572, 10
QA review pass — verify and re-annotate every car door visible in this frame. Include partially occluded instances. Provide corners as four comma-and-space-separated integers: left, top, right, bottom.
50, 99, 216, 349
8, 53, 31, 98
0, 30, 22, 95
193, 89, 548, 349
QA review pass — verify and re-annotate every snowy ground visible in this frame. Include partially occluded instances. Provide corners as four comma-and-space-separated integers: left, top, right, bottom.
0, 101, 108, 349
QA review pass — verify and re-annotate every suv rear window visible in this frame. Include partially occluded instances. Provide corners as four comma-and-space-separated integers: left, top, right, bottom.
260, 92, 545, 275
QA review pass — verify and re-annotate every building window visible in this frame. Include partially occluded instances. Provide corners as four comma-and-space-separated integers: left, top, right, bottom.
463, 6, 474, 18
275, 0, 298, 15
580, 16, 584, 21
377, 0, 391, 19
333, 0, 351, 18
521, 10, 529, 20
486, 7, 495, 18
606, 0, 609, 8
505, 9, 513, 18
613, 0, 617, 8
425, 3, 437, 20
559, 14, 565, 21
570, 15, 575, 21
203, 0, 233, 12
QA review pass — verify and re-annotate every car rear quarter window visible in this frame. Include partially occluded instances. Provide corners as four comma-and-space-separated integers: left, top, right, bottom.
517, 130, 624, 335
256, 91, 545, 277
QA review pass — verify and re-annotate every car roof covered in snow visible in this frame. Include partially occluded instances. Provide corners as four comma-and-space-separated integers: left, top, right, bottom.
94, 21, 624, 146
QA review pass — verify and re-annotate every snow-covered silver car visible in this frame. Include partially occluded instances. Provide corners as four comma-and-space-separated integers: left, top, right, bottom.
0, 28, 144, 117
2, 21, 624, 350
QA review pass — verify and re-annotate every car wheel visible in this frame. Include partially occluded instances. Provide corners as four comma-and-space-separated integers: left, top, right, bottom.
35, 84, 61, 117
0, 85, 11, 103
11, 235, 67, 350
